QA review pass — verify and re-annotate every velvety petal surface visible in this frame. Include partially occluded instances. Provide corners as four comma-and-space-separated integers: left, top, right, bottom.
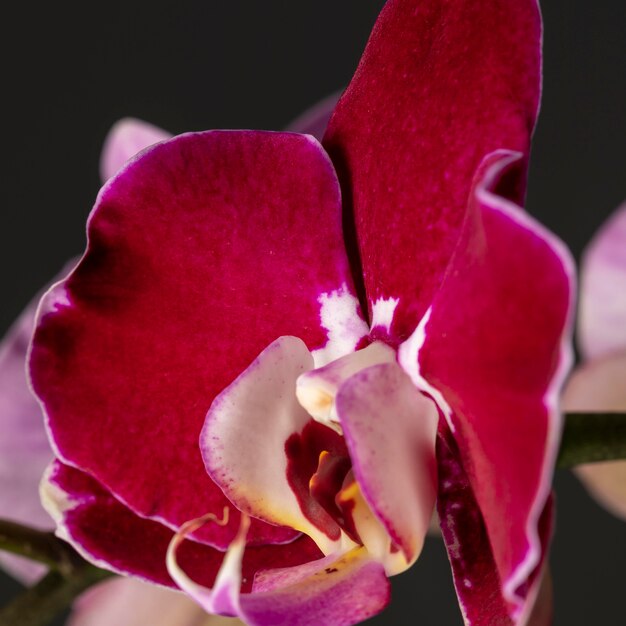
562, 353, 626, 520
578, 203, 626, 360
30, 131, 365, 548
334, 362, 438, 570
435, 431, 554, 626
286, 93, 340, 141
70, 577, 240, 626
100, 117, 171, 181
401, 151, 574, 616
324, 0, 542, 339
41, 461, 322, 589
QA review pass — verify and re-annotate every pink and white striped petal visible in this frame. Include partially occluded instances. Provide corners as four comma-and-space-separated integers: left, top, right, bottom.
334, 362, 438, 572
30, 130, 364, 550
324, 0, 542, 339
401, 150, 574, 618
168, 517, 390, 626
100, 117, 171, 181
578, 203, 626, 360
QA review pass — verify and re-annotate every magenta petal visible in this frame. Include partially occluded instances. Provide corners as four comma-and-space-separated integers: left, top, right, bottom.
436, 430, 554, 625
335, 362, 438, 567
286, 92, 340, 141
99, 117, 171, 182
324, 0, 542, 339
578, 203, 626, 360
241, 549, 389, 626
30, 131, 363, 549
42, 461, 321, 589
404, 151, 574, 616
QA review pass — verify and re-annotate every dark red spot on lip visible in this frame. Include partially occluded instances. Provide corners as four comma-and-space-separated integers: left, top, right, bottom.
310, 450, 352, 528
335, 473, 363, 544
285, 420, 350, 540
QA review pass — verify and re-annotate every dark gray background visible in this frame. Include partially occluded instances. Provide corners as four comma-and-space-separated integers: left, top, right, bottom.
1, 1, 624, 624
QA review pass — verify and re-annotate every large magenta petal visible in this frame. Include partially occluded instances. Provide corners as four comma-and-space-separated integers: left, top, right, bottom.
401, 151, 574, 617
436, 430, 553, 625
30, 131, 364, 549
324, 0, 542, 339
42, 461, 321, 589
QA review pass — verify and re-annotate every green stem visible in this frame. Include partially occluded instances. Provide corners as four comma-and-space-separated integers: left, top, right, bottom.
0, 520, 76, 575
557, 411, 626, 468
0, 521, 113, 626
0, 566, 112, 626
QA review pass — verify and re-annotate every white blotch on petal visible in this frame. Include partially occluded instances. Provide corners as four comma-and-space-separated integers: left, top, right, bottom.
39, 464, 76, 537
370, 297, 399, 333
398, 308, 455, 432
312, 285, 369, 367
39, 284, 71, 316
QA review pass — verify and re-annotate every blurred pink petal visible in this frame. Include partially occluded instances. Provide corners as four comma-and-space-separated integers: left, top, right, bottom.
562, 352, 626, 520
578, 203, 626, 360
286, 92, 340, 141
0, 262, 74, 582
70, 577, 241, 626
99, 117, 171, 182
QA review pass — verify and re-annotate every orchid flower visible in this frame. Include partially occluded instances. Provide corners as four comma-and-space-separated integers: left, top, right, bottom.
563, 204, 626, 520
24, 1, 574, 625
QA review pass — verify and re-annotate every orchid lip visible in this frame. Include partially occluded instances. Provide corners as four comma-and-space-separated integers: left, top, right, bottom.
293, 342, 425, 575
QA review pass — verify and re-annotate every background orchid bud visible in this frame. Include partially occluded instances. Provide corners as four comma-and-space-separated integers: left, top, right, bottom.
563, 205, 626, 520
